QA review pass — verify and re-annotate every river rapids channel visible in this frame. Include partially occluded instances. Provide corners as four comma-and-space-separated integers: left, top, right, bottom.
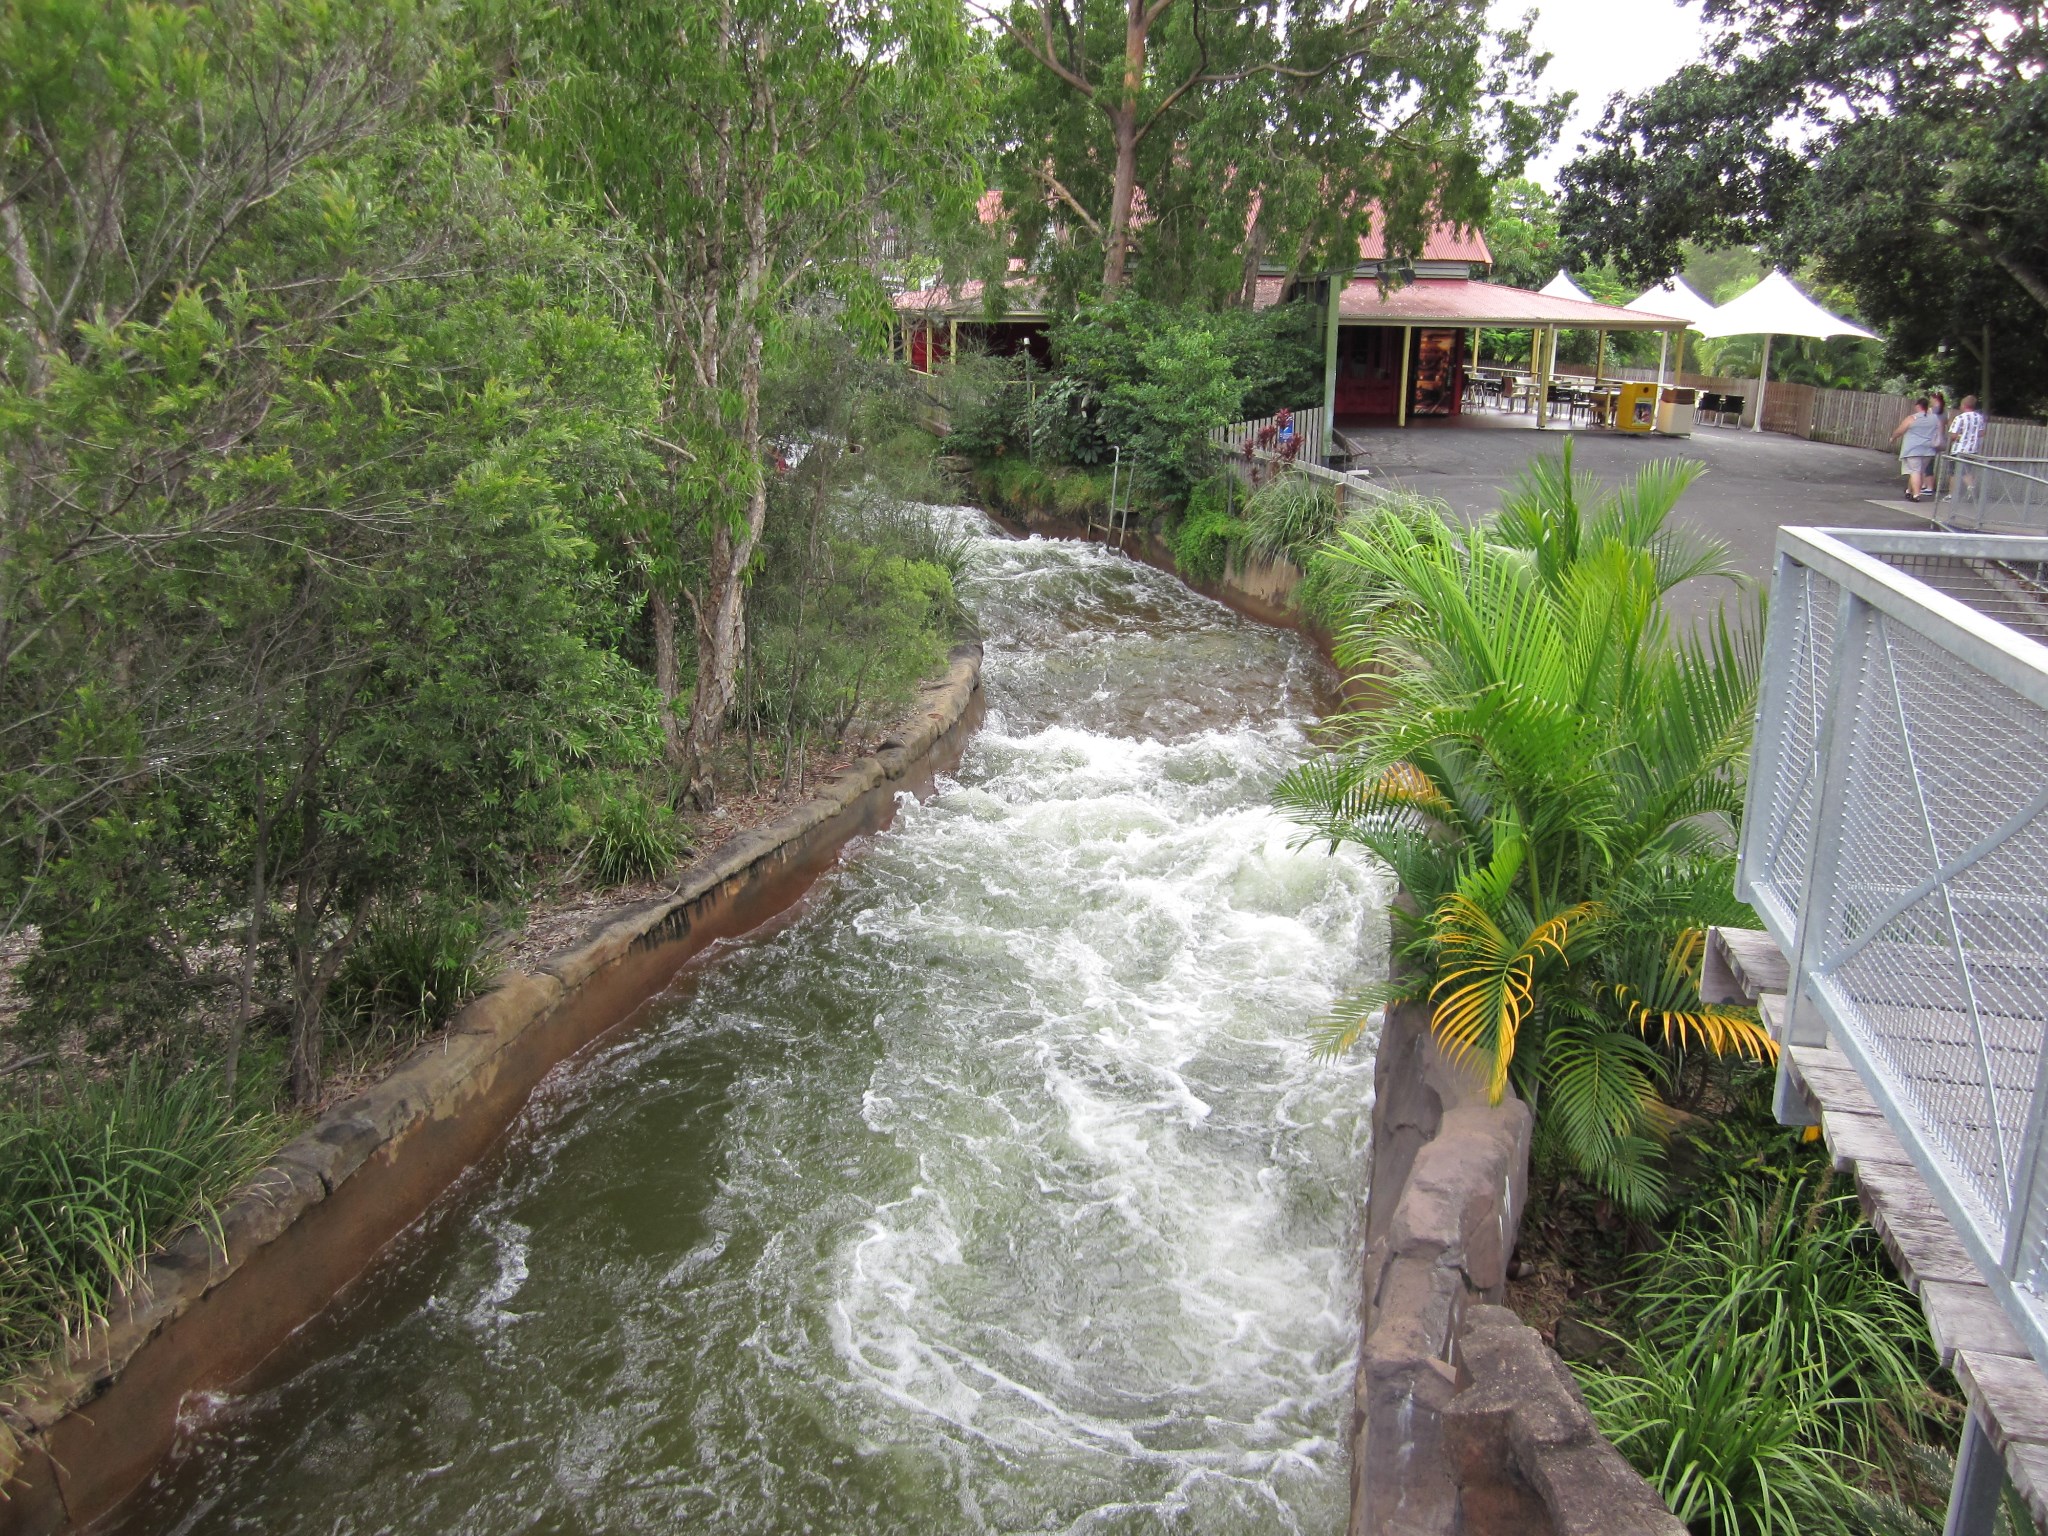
121, 509, 1390, 1535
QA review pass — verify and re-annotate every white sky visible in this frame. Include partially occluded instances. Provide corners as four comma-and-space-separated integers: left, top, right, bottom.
1504, 0, 1712, 186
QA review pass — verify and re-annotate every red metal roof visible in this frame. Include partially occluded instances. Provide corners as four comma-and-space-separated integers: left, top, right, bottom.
1358, 217, 1491, 264
893, 276, 1049, 318
1336, 277, 1689, 329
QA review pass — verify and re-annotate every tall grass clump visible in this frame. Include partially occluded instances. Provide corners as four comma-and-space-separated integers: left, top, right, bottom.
0, 1061, 287, 1382
332, 903, 493, 1045
1240, 471, 1341, 562
584, 794, 691, 886
1577, 1178, 1952, 1535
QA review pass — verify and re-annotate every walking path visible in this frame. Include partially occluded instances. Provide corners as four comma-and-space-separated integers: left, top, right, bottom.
1339, 415, 1925, 587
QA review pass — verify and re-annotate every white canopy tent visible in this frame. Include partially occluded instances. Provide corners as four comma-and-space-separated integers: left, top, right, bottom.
1693, 269, 1877, 432
1626, 276, 1717, 392
1539, 269, 1596, 303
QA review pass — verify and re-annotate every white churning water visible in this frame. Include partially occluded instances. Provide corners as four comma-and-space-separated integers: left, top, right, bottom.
121, 510, 1388, 1536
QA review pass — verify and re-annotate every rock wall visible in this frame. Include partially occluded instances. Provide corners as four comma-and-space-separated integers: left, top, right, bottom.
0, 645, 985, 1534
1353, 1001, 1684, 1536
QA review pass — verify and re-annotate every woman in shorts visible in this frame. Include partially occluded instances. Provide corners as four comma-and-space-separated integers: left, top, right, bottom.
1890, 396, 1942, 503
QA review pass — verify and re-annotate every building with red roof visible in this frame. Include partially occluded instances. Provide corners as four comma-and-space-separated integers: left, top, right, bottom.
892, 200, 1691, 429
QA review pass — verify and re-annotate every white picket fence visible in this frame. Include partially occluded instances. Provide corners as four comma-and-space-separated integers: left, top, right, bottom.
1211, 405, 1327, 466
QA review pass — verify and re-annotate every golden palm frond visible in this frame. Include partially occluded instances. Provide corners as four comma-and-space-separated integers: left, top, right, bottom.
1429, 895, 1601, 1101
1608, 929, 1777, 1062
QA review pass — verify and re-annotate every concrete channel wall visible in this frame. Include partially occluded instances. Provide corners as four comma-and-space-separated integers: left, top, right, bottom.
982, 488, 1684, 1536
0, 645, 986, 1534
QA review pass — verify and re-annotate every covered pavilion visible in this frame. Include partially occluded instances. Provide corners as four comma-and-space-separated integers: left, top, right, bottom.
1313, 276, 1692, 430
886, 203, 1694, 431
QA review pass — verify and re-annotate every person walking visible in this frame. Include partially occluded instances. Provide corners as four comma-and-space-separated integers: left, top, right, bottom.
1926, 391, 1950, 504
1950, 393, 1987, 500
1891, 396, 1942, 503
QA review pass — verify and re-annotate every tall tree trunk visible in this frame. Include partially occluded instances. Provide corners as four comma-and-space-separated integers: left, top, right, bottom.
1239, 202, 1271, 308
1102, 107, 1141, 291
649, 585, 685, 768
1100, 0, 1148, 293
681, 195, 772, 808
225, 763, 268, 1097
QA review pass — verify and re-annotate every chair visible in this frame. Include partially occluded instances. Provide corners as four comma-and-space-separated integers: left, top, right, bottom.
1697, 393, 1726, 426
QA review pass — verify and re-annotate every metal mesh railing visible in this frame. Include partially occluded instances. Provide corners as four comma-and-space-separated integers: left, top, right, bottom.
1742, 558, 1839, 940
1741, 528, 2048, 1368
1931, 456, 2048, 535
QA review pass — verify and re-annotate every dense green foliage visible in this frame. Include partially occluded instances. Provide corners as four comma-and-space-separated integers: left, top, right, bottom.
1276, 445, 1766, 1212
1557, 0, 2048, 412
985, 0, 1559, 300
1166, 474, 1248, 584
962, 297, 1322, 498
0, 0, 979, 1375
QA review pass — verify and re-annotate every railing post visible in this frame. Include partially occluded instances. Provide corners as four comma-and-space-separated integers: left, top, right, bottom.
1773, 584, 1870, 1125
1943, 1412, 2005, 1536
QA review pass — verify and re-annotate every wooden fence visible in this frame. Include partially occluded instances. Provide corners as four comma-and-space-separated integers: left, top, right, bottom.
1211, 405, 1327, 467
1560, 363, 2048, 455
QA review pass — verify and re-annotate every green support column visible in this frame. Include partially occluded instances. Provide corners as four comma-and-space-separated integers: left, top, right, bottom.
1322, 274, 1342, 456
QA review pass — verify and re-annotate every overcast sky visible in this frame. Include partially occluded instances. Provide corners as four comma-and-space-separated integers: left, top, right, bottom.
1507, 0, 1712, 186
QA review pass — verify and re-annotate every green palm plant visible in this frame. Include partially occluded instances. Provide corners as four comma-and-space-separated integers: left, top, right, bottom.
1275, 440, 1767, 1210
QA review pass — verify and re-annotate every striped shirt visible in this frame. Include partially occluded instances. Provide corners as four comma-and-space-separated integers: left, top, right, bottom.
1953, 409, 1986, 455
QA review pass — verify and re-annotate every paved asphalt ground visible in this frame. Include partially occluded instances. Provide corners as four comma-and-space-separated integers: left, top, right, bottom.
1338, 414, 1929, 597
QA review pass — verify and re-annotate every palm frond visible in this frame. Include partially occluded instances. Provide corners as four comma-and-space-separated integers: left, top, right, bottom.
1428, 893, 1600, 1100
1304, 978, 1424, 1060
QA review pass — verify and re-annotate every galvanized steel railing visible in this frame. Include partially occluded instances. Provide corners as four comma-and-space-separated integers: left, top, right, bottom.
1742, 527, 2048, 1368
1931, 455, 2048, 535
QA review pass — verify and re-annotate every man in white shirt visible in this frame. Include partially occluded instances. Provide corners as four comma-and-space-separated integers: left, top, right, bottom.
1951, 395, 1986, 499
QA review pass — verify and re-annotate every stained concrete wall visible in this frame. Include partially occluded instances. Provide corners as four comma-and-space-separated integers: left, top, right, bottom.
0, 645, 985, 1534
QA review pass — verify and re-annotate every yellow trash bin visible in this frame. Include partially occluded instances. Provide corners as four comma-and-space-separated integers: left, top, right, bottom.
1616, 380, 1659, 433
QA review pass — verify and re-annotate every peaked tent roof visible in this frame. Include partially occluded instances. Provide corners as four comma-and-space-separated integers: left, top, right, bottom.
1539, 269, 1595, 303
1693, 270, 1877, 341
1626, 275, 1716, 326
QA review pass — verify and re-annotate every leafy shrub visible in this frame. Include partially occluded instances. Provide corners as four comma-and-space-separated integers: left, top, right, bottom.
333, 903, 492, 1040
1167, 472, 1246, 583
1241, 471, 1342, 561
1024, 373, 1107, 466
0, 1059, 287, 1381
936, 351, 1031, 459
586, 794, 690, 885
1034, 295, 1323, 499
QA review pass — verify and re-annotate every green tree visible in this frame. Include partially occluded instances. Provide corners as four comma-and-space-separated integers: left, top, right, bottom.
1275, 446, 1766, 1210
526, 0, 985, 805
0, 2, 667, 1099
985, 0, 1559, 300
1482, 176, 1564, 290
1557, 0, 2048, 411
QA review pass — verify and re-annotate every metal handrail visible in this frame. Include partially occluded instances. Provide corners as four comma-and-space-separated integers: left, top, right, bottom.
1931, 454, 2048, 534
1741, 526, 2048, 1372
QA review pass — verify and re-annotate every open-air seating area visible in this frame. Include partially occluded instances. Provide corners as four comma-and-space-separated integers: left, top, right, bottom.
1466, 367, 1750, 429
